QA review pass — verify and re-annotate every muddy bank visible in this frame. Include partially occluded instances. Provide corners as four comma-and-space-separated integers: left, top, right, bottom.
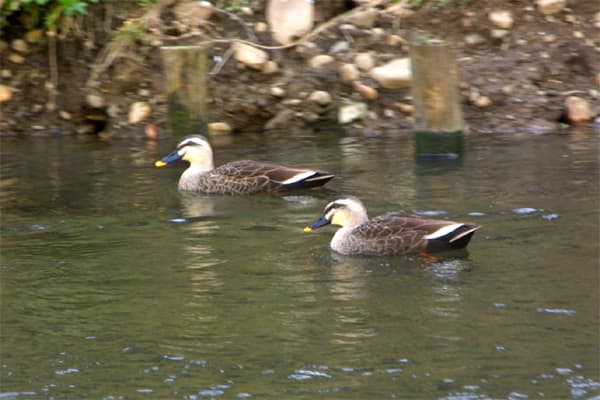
0, 0, 599, 138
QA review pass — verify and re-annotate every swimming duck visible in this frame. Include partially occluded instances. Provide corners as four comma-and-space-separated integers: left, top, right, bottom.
155, 135, 335, 194
304, 195, 480, 256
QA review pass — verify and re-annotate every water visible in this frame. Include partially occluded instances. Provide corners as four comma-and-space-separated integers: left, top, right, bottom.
1, 131, 598, 399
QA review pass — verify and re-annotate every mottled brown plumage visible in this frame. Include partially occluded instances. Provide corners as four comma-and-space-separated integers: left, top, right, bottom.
155, 135, 334, 194
305, 195, 480, 256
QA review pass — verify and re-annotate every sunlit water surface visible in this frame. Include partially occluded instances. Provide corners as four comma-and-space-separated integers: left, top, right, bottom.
1, 131, 598, 399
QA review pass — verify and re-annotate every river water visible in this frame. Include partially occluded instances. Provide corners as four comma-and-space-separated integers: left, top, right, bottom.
1, 130, 598, 399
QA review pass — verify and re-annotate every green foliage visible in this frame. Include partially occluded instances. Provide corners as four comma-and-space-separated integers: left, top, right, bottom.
1, 0, 98, 31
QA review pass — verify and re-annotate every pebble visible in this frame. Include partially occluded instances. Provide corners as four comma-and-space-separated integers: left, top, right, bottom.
338, 101, 368, 124
208, 121, 232, 135
1, 69, 12, 79
308, 54, 334, 69
595, 11, 600, 29
86, 93, 105, 108
474, 95, 492, 107
353, 81, 378, 100
393, 102, 414, 114
254, 22, 268, 33
536, 0, 566, 15
270, 86, 286, 97
25, 29, 44, 42
329, 41, 349, 54
370, 58, 412, 89
339, 63, 360, 83
59, 110, 72, 120
128, 101, 152, 124
490, 29, 510, 39
354, 52, 375, 71
308, 90, 332, 106
233, 42, 268, 70
464, 33, 485, 45
564, 96, 591, 124
0, 84, 12, 103
489, 10, 514, 29
386, 34, 407, 46
8, 53, 25, 64
11, 39, 28, 53
261, 60, 279, 74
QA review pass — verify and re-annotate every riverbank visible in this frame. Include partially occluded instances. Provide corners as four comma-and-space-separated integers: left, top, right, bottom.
1, 0, 598, 138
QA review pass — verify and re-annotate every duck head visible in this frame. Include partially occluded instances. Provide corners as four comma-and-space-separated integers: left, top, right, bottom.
154, 135, 214, 170
304, 195, 369, 232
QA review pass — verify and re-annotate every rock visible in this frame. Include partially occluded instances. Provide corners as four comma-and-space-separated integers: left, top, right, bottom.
86, 93, 105, 108
25, 29, 44, 42
8, 53, 25, 64
386, 34, 407, 46
208, 121, 232, 135
0, 40, 7, 52
267, 0, 314, 45
339, 63, 360, 83
370, 58, 411, 89
308, 90, 332, 106
270, 86, 286, 97
564, 96, 591, 124
0, 84, 12, 103
308, 54, 334, 69
536, 0, 566, 15
489, 10, 514, 29
353, 81, 378, 100
261, 60, 279, 74
338, 102, 368, 124
355, 52, 375, 71
344, 9, 378, 28
1, 69, 12, 79
128, 101, 152, 124
254, 22, 268, 33
240, 6, 253, 16
233, 42, 269, 70
11, 39, 28, 53
595, 11, 600, 29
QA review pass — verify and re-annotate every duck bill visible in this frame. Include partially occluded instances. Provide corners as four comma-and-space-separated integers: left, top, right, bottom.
154, 150, 181, 167
303, 216, 330, 232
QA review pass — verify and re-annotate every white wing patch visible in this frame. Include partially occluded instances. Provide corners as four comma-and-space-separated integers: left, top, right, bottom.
282, 170, 316, 184
424, 223, 464, 239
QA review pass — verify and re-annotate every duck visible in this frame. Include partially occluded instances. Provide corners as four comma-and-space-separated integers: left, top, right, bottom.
154, 135, 335, 194
304, 195, 480, 256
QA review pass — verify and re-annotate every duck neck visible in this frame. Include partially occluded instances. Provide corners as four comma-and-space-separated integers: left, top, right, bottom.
179, 163, 213, 189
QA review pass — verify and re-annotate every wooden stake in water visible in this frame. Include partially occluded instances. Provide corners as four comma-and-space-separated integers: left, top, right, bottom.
160, 46, 208, 139
410, 38, 464, 158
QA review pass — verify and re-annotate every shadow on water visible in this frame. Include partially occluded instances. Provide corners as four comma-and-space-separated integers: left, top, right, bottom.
0, 130, 598, 399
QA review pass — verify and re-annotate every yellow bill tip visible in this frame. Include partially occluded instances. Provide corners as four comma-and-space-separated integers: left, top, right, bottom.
303, 226, 313, 233
154, 160, 167, 167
